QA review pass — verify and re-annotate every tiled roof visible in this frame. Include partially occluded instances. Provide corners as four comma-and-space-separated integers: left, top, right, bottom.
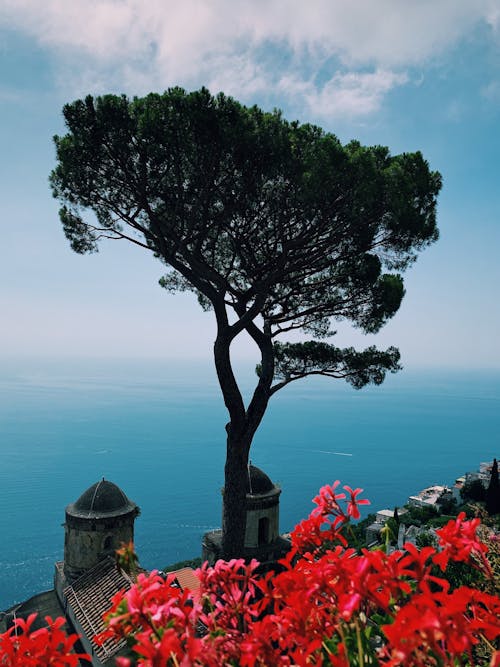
170, 567, 201, 594
64, 557, 133, 663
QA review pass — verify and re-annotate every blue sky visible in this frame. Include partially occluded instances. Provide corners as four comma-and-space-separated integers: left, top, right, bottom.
0, 1, 499, 368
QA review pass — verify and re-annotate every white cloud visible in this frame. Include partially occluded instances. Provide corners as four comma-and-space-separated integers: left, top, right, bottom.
278, 70, 409, 119
0, 0, 496, 118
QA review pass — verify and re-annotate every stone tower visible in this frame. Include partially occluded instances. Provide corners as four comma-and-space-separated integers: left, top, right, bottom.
243, 465, 281, 550
63, 479, 139, 582
202, 465, 290, 566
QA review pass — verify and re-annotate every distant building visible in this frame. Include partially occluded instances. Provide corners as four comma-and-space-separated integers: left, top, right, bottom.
375, 508, 408, 524
365, 508, 408, 545
408, 485, 452, 508
453, 476, 465, 501
465, 460, 499, 488
365, 522, 383, 545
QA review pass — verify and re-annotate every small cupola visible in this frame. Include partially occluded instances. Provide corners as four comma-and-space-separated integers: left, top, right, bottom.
202, 464, 290, 567
243, 465, 281, 548
63, 479, 139, 582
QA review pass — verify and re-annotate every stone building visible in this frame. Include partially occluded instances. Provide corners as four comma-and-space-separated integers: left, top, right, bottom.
62, 478, 139, 582
407, 485, 452, 508
54, 479, 140, 664
202, 464, 290, 566
2, 471, 290, 664
2, 479, 140, 667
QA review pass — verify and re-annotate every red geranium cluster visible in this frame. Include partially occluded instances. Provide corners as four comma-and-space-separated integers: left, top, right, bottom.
0, 614, 88, 666
1, 482, 499, 666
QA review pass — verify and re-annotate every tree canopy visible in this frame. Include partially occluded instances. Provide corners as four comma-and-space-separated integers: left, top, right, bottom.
486, 458, 500, 515
51, 87, 441, 556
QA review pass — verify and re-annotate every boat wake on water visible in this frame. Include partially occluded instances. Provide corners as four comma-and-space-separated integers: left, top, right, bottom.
310, 450, 353, 457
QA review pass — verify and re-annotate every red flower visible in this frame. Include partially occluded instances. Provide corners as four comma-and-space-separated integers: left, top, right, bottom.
433, 512, 492, 576
0, 614, 89, 666
343, 485, 370, 519
12, 481, 498, 667
312, 481, 346, 516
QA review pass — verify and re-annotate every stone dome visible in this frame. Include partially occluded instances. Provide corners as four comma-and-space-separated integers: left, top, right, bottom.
245, 465, 275, 495
66, 479, 138, 519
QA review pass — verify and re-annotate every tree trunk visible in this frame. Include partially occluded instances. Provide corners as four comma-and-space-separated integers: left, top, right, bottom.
221, 432, 251, 558
213, 307, 274, 559
220, 385, 272, 558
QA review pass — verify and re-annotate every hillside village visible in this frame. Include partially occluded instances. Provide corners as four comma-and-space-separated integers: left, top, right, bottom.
359, 458, 500, 551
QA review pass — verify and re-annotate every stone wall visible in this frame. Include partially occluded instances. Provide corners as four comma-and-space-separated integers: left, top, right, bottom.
64, 512, 135, 580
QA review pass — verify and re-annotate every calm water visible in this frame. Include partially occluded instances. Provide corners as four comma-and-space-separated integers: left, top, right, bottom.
1, 358, 499, 609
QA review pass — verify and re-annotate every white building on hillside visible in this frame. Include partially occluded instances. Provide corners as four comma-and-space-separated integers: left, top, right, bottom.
408, 485, 452, 508
465, 460, 498, 488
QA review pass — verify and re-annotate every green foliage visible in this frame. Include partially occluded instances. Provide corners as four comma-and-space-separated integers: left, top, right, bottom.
415, 531, 437, 548
385, 517, 399, 543
427, 515, 457, 528
345, 513, 376, 549
163, 557, 202, 572
441, 560, 485, 591
485, 458, 500, 515
403, 504, 438, 527
461, 479, 486, 503
457, 503, 481, 519
273, 341, 400, 389
437, 495, 457, 515
51, 87, 441, 354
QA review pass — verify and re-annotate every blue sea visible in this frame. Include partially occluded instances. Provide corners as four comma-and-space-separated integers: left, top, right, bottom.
0, 358, 499, 610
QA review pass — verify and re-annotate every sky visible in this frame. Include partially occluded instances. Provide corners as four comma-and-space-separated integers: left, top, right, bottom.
0, 1, 499, 369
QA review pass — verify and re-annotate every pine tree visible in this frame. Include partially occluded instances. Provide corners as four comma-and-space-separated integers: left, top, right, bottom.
50, 89, 441, 557
485, 458, 500, 515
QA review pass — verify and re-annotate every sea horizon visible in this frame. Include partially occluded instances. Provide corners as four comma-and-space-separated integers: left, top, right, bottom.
1, 358, 499, 609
